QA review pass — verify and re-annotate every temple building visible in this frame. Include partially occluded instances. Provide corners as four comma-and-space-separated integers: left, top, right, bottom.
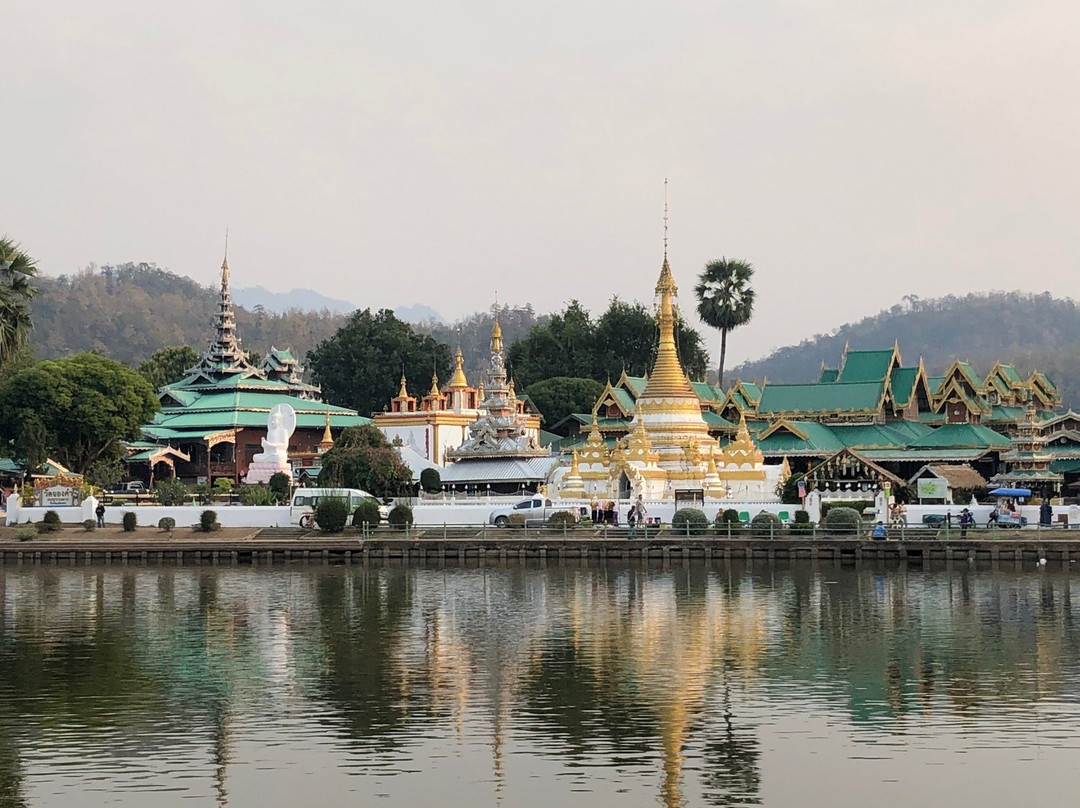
564, 251, 774, 501
129, 251, 369, 485
373, 344, 542, 465
438, 317, 557, 494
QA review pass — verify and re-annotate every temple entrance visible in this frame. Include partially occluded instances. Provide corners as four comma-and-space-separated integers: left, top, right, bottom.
617, 472, 631, 500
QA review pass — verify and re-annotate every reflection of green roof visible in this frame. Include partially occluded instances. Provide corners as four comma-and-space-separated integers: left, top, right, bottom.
910, 424, 1011, 449
838, 350, 895, 383
757, 381, 884, 415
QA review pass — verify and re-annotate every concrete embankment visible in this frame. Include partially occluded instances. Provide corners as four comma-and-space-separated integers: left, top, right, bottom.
4, 527, 1080, 567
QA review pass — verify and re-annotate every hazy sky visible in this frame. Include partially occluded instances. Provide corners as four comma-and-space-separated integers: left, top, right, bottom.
4, 0, 1078, 365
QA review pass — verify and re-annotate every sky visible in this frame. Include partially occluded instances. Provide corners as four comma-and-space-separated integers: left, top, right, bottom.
3, 0, 1079, 366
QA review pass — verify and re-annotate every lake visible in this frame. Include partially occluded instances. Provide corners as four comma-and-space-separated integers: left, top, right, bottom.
1, 562, 1078, 807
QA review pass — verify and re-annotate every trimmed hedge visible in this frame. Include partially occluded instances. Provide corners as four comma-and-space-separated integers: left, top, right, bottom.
122, 512, 137, 532
200, 510, 219, 532
351, 497, 382, 527
749, 511, 783, 538
387, 503, 414, 530
717, 508, 741, 524
419, 467, 442, 493
823, 506, 862, 536
83, 519, 96, 532
315, 497, 350, 533
672, 508, 710, 536
547, 510, 578, 529
158, 517, 176, 532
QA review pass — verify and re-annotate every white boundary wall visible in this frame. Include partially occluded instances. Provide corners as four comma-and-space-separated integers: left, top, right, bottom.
4, 496, 292, 528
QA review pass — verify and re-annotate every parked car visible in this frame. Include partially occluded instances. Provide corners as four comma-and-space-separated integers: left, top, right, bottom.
111, 481, 147, 494
489, 497, 563, 527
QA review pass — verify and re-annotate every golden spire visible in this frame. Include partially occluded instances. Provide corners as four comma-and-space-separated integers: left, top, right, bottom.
319, 412, 334, 449
640, 254, 695, 399
428, 372, 440, 397
508, 378, 517, 400
397, 372, 408, 399
449, 346, 469, 387
491, 317, 503, 355
221, 229, 229, 286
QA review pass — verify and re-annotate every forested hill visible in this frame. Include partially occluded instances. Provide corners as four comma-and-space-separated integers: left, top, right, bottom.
30, 264, 349, 365
730, 291, 1080, 407
27, 263, 543, 375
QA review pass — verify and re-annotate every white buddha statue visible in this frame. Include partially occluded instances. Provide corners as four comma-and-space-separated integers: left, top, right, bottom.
247, 403, 296, 483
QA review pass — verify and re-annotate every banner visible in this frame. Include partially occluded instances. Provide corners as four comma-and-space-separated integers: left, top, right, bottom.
916, 478, 948, 500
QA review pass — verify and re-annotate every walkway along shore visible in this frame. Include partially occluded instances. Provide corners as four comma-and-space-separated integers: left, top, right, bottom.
4, 527, 1080, 567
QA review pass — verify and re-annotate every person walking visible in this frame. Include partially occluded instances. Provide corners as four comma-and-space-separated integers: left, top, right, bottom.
633, 495, 647, 539
627, 501, 638, 539
959, 508, 974, 538
95, 501, 106, 528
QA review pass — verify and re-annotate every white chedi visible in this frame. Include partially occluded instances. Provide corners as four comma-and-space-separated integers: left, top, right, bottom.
247, 403, 296, 484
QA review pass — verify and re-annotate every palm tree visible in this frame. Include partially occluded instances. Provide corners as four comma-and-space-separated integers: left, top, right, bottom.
694, 258, 755, 389
0, 237, 38, 367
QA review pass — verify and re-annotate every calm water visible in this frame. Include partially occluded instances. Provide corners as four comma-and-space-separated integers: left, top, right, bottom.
2, 563, 1079, 808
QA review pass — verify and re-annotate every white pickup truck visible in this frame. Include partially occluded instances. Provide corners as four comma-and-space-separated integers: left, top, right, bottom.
489, 497, 567, 527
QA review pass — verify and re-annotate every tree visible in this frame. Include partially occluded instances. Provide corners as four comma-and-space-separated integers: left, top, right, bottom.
524, 377, 605, 428
317, 425, 413, 497
0, 353, 159, 473
0, 237, 38, 368
509, 298, 710, 388
307, 309, 452, 416
694, 258, 755, 389
136, 345, 200, 391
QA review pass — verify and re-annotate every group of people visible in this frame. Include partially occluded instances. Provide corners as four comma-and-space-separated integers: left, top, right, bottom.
888, 502, 908, 526
589, 496, 650, 538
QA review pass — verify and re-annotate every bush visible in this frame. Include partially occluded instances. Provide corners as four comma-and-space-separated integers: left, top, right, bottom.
43, 510, 61, 527
83, 519, 96, 532
315, 497, 350, 533
158, 516, 176, 532
823, 506, 862, 536
154, 478, 189, 506
718, 508, 741, 524
268, 472, 292, 503
200, 510, 219, 532
672, 508, 710, 536
351, 497, 382, 527
387, 503, 414, 530
122, 512, 137, 532
821, 500, 873, 519
240, 485, 278, 506
192, 482, 214, 505
789, 520, 816, 535
507, 513, 527, 528
213, 478, 233, 496
750, 511, 783, 538
15, 527, 37, 542
547, 510, 578, 529
794, 510, 810, 524
419, 467, 442, 493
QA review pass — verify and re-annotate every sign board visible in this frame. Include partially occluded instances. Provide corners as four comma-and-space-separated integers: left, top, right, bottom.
39, 485, 80, 507
674, 489, 704, 507
917, 478, 948, 501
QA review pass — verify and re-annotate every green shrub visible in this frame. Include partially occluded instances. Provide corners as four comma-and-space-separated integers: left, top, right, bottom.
83, 519, 96, 532
823, 506, 862, 536
387, 503, 414, 530
672, 508, 710, 536
794, 510, 810, 524
43, 510, 61, 526
789, 521, 816, 535
213, 478, 233, 496
154, 479, 189, 506
507, 513, 527, 528
192, 482, 214, 505
821, 500, 873, 519
351, 497, 382, 527
268, 472, 292, 503
718, 508, 741, 524
547, 510, 578, 529
15, 527, 37, 542
315, 497, 350, 533
158, 516, 176, 532
122, 512, 137, 532
419, 467, 442, 493
240, 485, 278, 506
200, 510, 219, 532
750, 511, 783, 538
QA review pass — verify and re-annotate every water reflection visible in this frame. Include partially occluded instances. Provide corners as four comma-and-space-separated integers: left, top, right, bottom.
1, 564, 1079, 807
